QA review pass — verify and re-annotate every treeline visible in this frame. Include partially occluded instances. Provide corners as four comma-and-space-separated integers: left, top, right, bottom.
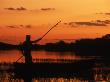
0, 42, 17, 50
1, 34, 110, 56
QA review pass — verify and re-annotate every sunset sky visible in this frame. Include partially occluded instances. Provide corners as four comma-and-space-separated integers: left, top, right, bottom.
0, 0, 110, 44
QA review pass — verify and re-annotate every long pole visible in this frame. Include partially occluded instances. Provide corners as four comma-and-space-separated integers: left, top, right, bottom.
15, 55, 24, 62
32, 20, 61, 43
41, 21, 61, 39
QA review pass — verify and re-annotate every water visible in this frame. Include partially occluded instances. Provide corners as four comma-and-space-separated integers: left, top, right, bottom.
0, 50, 81, 63
0, 50, 110, 82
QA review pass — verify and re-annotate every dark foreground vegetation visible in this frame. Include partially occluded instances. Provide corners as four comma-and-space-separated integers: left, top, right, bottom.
6, 60, 95, 80
1, 58, 109, 81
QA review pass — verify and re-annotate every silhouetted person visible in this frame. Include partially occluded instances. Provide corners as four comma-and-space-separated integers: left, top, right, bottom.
21, 35, 41, 64
22, 35, 32, 64
15, 22, 61, 82
20, 35, 41, 82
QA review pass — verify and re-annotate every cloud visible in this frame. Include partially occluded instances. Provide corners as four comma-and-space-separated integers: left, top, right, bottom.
4, 7, 15, 10
6, 25, 32, 29
16, 7, 27, 11
96, 13, 110, 16
25, 25, 31, 28
7, 25, 18, 28
64, 20, 110, 27
105, 13, 110, 15
20, 25, 32, 28
41, 8, 55, 11
4, 7, 27, 11
96, 20, 110, 24
75, 21, 107, 26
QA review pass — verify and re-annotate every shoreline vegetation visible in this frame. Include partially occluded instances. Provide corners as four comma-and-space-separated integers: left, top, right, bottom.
1, 34, 110, 56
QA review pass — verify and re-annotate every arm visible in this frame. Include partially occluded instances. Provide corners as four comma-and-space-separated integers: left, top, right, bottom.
31, 37, 42, 43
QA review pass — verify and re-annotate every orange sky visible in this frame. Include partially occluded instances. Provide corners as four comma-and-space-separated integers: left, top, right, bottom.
0, 0, 110, 44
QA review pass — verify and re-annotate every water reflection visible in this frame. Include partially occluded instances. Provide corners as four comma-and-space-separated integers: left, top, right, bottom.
0, 50, 80, 63
0, 50, 110, 82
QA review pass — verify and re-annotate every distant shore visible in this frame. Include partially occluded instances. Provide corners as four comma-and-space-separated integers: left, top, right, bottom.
1, 34, 110, 57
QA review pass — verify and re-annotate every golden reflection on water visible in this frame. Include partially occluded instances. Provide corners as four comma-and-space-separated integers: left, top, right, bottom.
0, 50, 81, 63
